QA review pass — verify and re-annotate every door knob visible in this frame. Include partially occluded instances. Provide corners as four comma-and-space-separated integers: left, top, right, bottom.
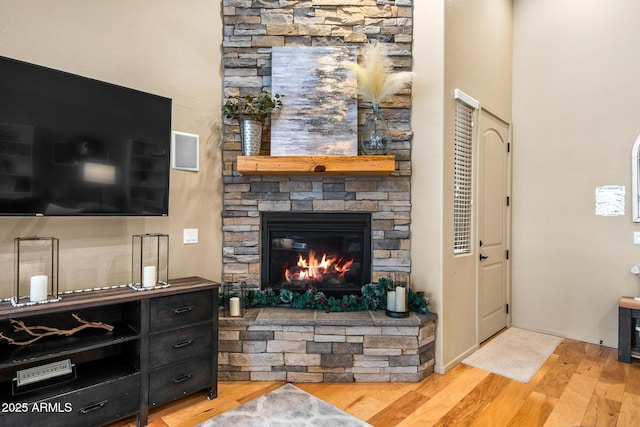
479, 254, 489, 261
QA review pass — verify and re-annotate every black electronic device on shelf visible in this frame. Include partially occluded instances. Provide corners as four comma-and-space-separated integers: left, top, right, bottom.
0, 55, 172, 216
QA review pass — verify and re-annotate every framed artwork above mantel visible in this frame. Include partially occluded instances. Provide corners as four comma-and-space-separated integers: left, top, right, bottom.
270, 46, 358, 156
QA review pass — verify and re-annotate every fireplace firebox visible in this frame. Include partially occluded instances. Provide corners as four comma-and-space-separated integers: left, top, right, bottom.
261, 212, 372, 297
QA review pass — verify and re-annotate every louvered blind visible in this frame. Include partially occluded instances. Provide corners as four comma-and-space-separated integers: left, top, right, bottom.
453, 100, 474, 254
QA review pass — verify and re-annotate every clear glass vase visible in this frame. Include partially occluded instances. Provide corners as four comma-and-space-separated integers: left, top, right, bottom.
360, 106, 391, 155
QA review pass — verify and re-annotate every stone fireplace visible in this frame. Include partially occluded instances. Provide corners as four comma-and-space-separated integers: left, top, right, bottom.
221, 2, 414, 291
217, 2, 434, 384
222, 176, 410, 290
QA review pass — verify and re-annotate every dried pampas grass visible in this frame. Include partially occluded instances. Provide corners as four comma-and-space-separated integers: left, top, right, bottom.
343, 41, 414, 108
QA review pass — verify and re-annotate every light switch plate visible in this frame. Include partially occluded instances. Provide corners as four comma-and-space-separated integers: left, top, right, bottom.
183, 228, 198, 244
634, 232, 640, 245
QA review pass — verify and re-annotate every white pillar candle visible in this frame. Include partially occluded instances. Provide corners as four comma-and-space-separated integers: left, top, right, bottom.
386, 290, 396, 311
143, 265, 157, 288
395, 286, 406, 312
30, 275, 48, 302
229, 296, 241, 316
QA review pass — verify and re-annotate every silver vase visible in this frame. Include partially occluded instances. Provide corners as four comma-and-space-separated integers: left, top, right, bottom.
241, 119, 263, 156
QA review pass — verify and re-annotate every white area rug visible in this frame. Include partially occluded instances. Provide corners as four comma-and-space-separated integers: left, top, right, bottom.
462, 327, 563, 383
197, 383, 371, 427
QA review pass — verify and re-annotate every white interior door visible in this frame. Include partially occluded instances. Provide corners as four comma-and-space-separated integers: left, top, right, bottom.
478, 110, 511, 342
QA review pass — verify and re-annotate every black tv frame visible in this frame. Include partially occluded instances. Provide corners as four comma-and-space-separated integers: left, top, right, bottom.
0, 55, 172, 217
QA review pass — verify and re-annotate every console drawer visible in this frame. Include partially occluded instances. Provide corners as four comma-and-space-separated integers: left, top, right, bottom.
150, 290, 213, 332
150, 321, 212, 368
3, 373, 140, 427
149, 356, 211, 406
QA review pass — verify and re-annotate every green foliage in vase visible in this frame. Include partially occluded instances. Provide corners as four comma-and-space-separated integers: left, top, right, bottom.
223, 91, 284, 123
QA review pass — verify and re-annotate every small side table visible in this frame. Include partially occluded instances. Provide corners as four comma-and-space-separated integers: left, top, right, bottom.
618, 296, 640, 363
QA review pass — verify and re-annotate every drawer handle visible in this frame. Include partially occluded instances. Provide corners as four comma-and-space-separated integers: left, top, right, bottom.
172, 373, 193, 384
78, 400, 107, 415
173, 339, 194, 349
173, 305, 194, 314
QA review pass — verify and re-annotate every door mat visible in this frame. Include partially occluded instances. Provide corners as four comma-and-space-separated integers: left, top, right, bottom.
462, 327, 563, 383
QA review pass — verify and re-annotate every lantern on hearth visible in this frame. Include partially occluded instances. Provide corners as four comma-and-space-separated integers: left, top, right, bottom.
224, 282, 246, 317
385, 272, 409, 318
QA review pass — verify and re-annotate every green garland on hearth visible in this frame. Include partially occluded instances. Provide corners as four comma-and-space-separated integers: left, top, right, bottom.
233, 278, 430, 314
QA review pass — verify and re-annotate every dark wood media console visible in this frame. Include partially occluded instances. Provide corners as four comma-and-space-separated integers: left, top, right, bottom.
0, 276, 219, 427
618, 296, 640, 364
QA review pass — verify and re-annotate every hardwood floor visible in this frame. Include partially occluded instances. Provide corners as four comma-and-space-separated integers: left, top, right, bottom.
109, 338, 640, 426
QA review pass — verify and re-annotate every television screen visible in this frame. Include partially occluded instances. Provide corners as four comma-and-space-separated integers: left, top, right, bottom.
0, 55, 172, 216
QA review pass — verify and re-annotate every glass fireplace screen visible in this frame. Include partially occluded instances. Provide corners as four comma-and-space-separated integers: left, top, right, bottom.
261, 212, 371, 297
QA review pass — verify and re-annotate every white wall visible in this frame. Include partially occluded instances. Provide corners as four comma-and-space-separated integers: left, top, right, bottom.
416, 0, 639, 372
412, 0, 446, 372
512, 0, 640, 346
442, 0, 512, 370
413, 0, 512, 373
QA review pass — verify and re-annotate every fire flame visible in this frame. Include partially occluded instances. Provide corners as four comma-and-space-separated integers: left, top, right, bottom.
284, 250, 354, 283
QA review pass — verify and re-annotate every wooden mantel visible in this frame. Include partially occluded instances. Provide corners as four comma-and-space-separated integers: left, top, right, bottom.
236, 155, 396, 176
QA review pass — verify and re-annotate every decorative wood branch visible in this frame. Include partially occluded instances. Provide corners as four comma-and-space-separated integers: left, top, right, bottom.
0, 313, 114, 346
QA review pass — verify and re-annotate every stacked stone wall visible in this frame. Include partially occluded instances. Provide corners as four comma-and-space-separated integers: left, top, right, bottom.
219, 308, 435, 382
222, 1, 414, 288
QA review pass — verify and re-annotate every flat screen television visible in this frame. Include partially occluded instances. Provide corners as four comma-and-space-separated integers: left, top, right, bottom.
0, 55, 172, 216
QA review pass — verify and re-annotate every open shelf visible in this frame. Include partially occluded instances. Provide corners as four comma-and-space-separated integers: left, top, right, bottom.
0, 356, 139, 402
0, 321, 139, 368
236, 155, 396, 176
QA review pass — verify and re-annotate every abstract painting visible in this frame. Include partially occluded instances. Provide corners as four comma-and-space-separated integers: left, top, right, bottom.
270, 46, 358, 156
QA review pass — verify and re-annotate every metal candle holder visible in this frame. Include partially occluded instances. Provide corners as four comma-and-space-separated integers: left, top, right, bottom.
130, 233, 169, 291
12, 236, 60, 307
385, 272, 410, 318
224, 282, 245, 317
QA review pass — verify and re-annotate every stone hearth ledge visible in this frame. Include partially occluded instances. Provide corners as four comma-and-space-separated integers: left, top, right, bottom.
219, 308, 436, 383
